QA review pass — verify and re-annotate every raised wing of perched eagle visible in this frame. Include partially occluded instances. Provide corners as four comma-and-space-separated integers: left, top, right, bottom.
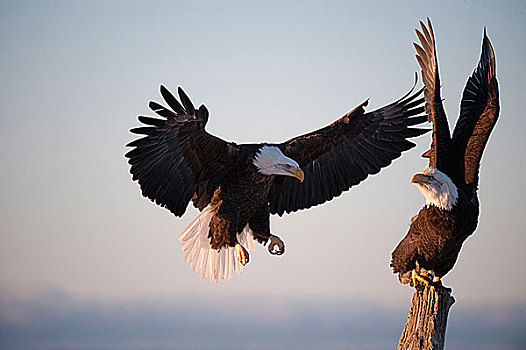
391, 19, 500, 287
126, 82, 428, 282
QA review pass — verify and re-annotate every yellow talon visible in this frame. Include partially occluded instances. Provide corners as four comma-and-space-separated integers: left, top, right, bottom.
411, 269, 430, 287
415, 274, 430, 285
235, 243, 249, 266
411, 270, 418, 287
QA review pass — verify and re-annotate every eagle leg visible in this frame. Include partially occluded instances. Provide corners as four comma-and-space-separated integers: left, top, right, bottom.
423, 269, 442, 285
411, 269, 432, 287
235, 243, 250, 266
268, 234, 285, 255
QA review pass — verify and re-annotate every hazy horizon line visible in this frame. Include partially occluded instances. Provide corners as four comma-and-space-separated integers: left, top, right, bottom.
1, 284, 524, 350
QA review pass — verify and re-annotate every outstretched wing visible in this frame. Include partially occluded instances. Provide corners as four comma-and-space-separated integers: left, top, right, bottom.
268, 85, 428, 216
414, 18, 451, 172
450, 29, 499, 186
125, 86, 238, 216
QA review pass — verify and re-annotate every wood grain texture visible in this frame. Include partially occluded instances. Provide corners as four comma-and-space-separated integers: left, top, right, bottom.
397, 285, 455, 350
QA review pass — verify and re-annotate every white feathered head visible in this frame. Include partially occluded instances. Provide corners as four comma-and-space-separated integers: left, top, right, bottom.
253, 146, 304, 182
411, 166, 458, 210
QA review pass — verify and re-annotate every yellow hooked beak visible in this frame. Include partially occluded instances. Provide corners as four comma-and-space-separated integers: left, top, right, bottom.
287, 167, 305, 182
411, 173, 432, 185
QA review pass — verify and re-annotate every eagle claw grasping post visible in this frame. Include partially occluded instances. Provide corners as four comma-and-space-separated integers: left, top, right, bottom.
391, 19, 500, 288
126, 80, 428, 282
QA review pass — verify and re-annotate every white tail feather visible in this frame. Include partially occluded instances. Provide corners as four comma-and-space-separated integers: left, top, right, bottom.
178, 204, 257, 283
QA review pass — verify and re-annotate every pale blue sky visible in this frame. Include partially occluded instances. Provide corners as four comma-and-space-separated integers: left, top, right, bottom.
1, 0, 525, 348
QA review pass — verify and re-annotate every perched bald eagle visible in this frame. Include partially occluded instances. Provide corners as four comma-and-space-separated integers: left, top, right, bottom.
126, 82, 428, 282
391, 19, 500, 287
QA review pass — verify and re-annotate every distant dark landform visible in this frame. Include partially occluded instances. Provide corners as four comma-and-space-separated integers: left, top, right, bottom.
0, 286, 524, 350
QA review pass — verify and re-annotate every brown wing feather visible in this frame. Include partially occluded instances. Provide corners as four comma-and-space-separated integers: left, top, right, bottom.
125, 86, 238, 216
415, 18, 452, 172
451, 30, 499, 186
268, 85, 429, 216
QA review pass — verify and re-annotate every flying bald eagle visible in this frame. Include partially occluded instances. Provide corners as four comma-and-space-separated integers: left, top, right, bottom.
391, 19, 500, 287
126, 82, 428, 282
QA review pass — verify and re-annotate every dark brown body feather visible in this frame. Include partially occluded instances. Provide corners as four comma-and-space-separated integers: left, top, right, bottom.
205, 146, 275, 248
391, 19, 499, 282
126, 85, 428, 250
391, 187, 478, 278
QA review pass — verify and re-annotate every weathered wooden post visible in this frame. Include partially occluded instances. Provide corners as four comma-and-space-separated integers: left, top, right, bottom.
397, 284, 455, 350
